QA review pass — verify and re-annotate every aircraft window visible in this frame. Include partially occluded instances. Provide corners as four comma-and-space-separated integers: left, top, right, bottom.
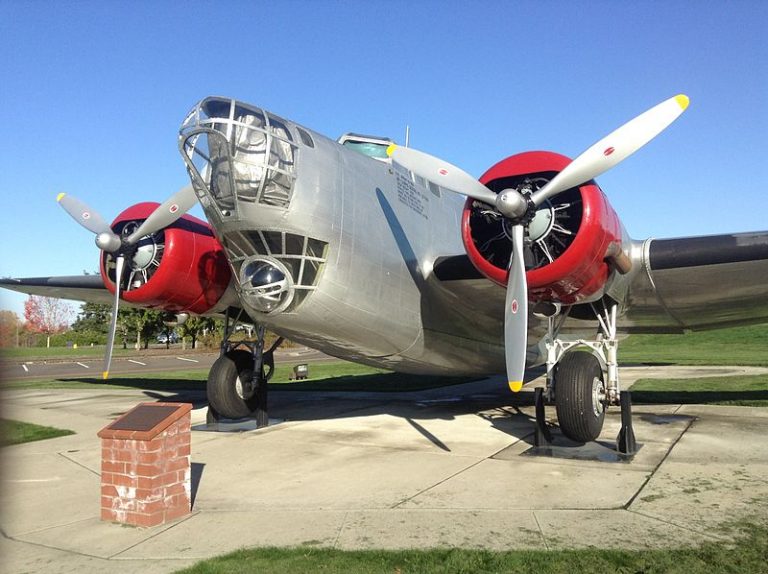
343, 140, 390, 159
222, 229, 329, 313
181, 97, 299, 214
300, 258, 322, 287
284, 233, 305, 256
223, 233, 252, 259
428, 181, 441, 198
263, 116, 297, 207
415, 175, 426, 188
296, 127, 314, 148
261, 231, 283, 255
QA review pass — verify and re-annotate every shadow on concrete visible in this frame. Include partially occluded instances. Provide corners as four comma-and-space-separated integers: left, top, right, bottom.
191, 462, 205, 508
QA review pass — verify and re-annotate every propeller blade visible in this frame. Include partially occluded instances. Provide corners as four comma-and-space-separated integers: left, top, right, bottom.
530, 94, 689, 206
102, 255, 124, 380
124, 185, 197, 245
504, 224, 528, 392
387, 145, 499, 206
57, 193, 114, 236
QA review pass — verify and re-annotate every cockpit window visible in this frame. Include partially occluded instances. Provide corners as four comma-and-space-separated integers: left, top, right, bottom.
338, 133, 393, 161
342, 139, 390, 159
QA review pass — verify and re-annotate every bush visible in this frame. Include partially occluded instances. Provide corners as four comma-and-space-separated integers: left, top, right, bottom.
41, 331, 107, 348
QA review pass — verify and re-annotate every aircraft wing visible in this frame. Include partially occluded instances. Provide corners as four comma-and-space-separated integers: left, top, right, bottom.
432, 230, 768, 333
624, 230, 768, 331
0, 275, 114, 306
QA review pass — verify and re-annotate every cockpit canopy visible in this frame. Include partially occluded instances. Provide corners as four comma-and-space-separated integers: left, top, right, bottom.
338, 133, 393, 161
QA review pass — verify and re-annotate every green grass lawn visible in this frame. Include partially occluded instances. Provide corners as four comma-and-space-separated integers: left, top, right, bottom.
0, 419, 75, 447
631, 374, 768, 407
620, 324, 768, 366
175, 523, 768, 574
1, 361, 473, 393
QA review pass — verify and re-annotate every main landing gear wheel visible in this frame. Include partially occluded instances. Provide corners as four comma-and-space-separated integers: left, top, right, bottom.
554, 350, 606, 442
207, 349, 259, 419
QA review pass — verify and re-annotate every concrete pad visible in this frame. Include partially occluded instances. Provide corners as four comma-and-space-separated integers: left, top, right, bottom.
335, 510, 546, 550
534, 509, 719, 549
631, 461, 768, 532
0, 535, 197, 574
1, 366, 767, 574
629, 411, 768, 531
116, 510, 347, 559
189, 429, 486, 511
0, 448, 100, 536
16, 516, 187, 559
398, 455, 646, 510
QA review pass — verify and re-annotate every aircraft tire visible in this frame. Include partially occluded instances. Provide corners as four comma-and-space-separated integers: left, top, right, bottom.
206, 350, 259, 419
554, 350, 606, 442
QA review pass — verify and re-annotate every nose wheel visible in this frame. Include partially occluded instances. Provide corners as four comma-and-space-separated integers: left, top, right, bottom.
206, 310, 282, 427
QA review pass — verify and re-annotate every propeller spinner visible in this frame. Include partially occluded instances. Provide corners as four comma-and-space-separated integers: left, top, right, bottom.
388, 94, 689, 391
57, 185, 197, 378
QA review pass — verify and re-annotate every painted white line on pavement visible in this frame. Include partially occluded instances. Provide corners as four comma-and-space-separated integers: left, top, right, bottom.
76, 362, 90, 369
128, 359, 147, 366
22, 364, 29, 372
176, 357, 199, 363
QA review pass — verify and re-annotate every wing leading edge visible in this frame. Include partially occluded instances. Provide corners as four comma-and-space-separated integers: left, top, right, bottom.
0, 275, 113, 306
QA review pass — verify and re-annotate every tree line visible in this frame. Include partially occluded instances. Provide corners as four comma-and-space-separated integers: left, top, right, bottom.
1, 296, 222, 350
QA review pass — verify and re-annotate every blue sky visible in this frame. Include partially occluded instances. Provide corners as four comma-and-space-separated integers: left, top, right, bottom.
1, 0, 766, 316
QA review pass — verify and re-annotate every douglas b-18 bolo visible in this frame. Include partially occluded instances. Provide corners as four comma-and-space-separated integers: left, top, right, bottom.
4, 94, 768, 452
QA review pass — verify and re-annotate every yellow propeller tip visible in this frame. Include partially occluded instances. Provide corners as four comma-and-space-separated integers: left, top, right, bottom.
386, 144, 398, 157
56, 192, 66, 202
508, 381, 523, 392
102, 371, 109, 380
675, 94, 690, 110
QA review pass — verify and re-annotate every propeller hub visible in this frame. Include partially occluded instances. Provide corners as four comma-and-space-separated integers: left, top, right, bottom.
95, 232, 121, 253
495, 189, 529, 220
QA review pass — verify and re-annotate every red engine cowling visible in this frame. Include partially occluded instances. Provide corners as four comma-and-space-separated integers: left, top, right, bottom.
462, 151, 623, 304
99, 202, 231, 314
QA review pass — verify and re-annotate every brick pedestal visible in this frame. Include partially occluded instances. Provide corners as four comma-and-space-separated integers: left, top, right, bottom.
98, 402, 192, 527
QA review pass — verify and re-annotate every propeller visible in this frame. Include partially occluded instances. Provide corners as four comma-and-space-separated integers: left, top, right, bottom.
102, 255, 125, 379
504, 224, 527, 392
388, 94, 689, 391
57, 185, 198, 378
124, 185, 197, 244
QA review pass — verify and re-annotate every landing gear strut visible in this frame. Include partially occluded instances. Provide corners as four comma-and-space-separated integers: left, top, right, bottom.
206, 310, 283, 427
535, 302, 637, 455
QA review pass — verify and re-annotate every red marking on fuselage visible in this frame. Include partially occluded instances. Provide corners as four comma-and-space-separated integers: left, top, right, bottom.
603, 147, 615, 156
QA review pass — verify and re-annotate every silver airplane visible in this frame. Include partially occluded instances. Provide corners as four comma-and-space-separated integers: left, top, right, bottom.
3, 94, 768, 450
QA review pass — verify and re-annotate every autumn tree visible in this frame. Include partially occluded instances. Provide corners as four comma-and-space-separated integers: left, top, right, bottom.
23, 295, 74, 348
0, 310, 21, 348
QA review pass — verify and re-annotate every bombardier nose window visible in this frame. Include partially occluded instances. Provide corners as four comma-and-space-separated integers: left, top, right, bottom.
180, 98, 299, 218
